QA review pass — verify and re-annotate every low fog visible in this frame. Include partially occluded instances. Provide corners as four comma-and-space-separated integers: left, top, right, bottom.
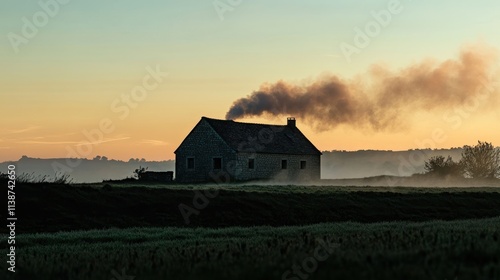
1, 149, 466, 184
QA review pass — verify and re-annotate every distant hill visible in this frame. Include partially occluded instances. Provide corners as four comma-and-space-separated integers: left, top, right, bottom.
1, 149, 464, 182
321, 148, 463, 179
0, 156, 174, 183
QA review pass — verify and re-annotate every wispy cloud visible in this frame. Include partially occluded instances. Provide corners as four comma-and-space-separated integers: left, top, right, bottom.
20, 136, 131, 146
42, 132, 78, 139
140, 139, 169, 146
20, 140, 81, 145
2, 126, 43, 135
74, 137, 131, 146
21, 132, 79, 141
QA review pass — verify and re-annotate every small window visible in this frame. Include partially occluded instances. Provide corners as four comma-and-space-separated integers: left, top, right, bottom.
300, 161, 307, 169
187, 157, 195, 169
248, 158, 255, 169
281, 159, 288, 169
213, 157, 222, 170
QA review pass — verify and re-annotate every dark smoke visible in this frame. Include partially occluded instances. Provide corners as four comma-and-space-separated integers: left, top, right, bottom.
226, 45, 499, 131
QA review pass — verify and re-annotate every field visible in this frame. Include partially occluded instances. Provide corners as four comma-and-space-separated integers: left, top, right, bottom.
10, 182, 500, 232
5, 217, 500, 280
2, 182, 500, 279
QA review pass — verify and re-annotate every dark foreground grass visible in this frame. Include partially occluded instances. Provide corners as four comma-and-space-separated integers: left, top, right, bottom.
3, 217, 500, 280
5, 183, 500, 233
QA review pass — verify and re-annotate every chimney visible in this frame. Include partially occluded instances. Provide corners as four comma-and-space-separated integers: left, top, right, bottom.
287, 117, 296, 127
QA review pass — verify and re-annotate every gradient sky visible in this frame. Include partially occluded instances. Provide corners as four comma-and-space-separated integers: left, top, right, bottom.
1, 0, 500, 161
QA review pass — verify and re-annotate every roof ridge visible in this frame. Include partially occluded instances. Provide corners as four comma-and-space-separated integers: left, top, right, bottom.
202, 116, 287, 127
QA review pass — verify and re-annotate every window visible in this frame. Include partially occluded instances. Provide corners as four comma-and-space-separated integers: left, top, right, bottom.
187, 157, 195, 169
300, 161, 307, 169
213, 157, 222, 170
248, 158, 255, 169
281, 159, 288, 169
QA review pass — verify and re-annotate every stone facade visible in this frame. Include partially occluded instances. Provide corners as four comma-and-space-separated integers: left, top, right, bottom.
175, 120, 237, 182
175, 117, 322, 183
235, 153, 320, 181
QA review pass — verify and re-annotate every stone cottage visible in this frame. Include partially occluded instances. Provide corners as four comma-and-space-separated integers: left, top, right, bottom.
174, 117, 321, 182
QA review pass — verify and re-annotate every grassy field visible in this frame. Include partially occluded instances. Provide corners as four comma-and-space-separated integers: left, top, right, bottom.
8, 182, 500, 233
3, 182, 499, 279
4, 217, 500, 280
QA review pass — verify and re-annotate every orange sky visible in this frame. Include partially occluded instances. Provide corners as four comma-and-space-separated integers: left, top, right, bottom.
1, 1, 500, 162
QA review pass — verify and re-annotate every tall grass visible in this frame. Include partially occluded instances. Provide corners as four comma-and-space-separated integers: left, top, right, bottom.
6, 217, 500, 280
10, 172, 73, 184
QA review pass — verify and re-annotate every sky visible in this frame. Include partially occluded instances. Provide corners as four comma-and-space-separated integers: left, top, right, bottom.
1, 0, 500, 162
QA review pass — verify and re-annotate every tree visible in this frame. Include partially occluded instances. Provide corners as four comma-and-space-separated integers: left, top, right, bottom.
460, 141, 500, 179
133, 166, 148, 180
424, 155, 462, 177
424, 155, 445, 174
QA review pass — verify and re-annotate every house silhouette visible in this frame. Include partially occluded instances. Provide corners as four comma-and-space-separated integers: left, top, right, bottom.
175, 117, 321, 182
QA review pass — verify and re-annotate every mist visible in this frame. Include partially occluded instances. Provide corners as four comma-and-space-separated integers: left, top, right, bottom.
226, 45, 499, 131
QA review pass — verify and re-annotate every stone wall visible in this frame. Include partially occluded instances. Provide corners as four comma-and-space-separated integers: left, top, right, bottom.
235, 153, 320, 181
175, 120, 236, 182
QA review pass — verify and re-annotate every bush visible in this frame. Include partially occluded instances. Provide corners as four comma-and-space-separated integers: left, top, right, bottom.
424, 155, 462, 177
133, 166, 148, 180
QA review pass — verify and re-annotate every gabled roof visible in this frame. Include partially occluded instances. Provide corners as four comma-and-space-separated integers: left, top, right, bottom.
201, 117, 322, 155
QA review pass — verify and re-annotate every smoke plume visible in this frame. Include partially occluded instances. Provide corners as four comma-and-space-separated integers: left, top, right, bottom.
226, 45, 499, 131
